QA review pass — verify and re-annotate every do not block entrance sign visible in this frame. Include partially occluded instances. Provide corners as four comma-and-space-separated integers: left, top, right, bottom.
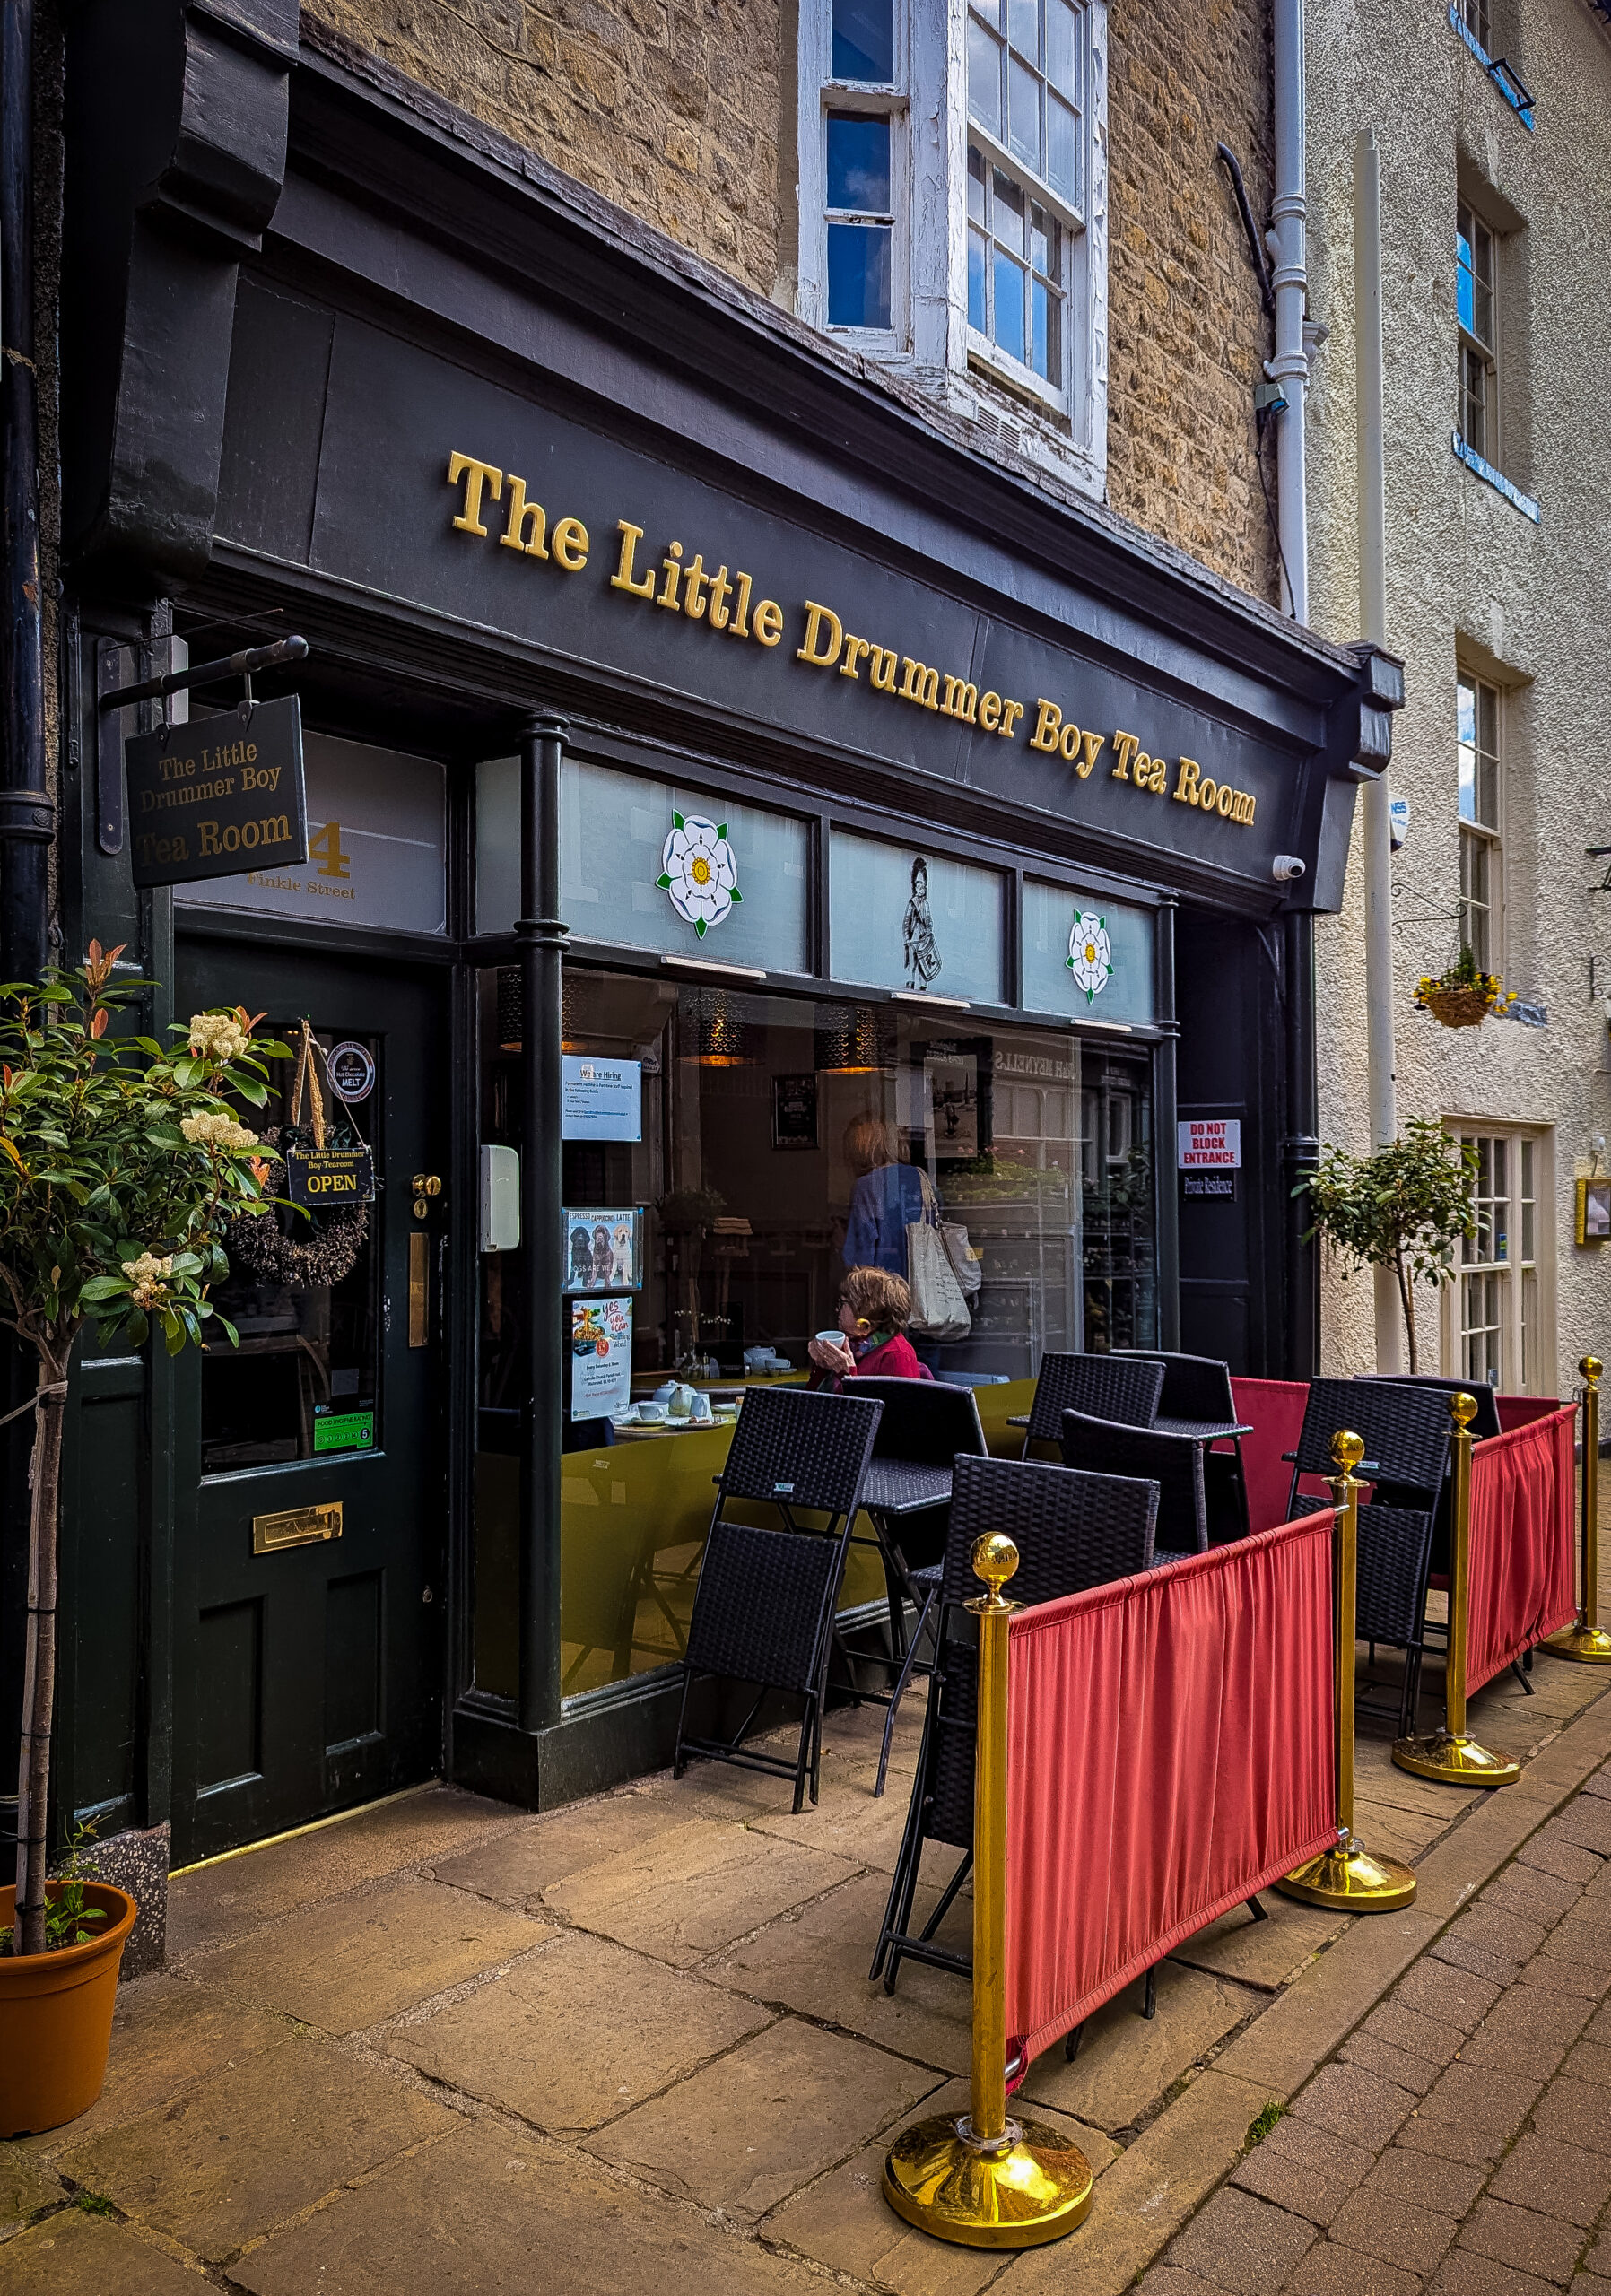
125, 697, 309, 890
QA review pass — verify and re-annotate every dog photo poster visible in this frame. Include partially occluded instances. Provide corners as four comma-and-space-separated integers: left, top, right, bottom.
561, 1207, 643, 1292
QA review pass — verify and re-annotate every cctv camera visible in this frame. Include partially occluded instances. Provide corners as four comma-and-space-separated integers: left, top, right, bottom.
1272, 855, 1306, 882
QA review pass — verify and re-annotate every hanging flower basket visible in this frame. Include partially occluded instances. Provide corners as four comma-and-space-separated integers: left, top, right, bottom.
1415, 952, 1511, 1031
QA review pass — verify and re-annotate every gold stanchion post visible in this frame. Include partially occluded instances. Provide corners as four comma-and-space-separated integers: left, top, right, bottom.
1546, 1357, 1611, 1665
882, 1533, 1094, 2248
1393, 1393, 1520, 1786
1279, 1430, 1417, 1910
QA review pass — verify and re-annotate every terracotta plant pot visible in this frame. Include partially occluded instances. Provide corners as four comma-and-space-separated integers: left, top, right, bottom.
1418, 986, 1494, 1029
0, 1882, 137, 2138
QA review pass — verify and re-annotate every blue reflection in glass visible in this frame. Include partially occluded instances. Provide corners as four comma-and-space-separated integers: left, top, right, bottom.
828, 111, 892, 210
832, 0, 894, 81
828, 222, 892, 327
994, 248, 1026, 361
969, 230, 988, 330
1457, 228, 1476, 335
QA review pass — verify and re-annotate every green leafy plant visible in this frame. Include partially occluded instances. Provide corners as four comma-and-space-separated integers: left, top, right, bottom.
1296, 1118, 1478, 1372
1, 949, 286, 1957
1245, 2100, 1285, 2147
0, 1819, 105, 1953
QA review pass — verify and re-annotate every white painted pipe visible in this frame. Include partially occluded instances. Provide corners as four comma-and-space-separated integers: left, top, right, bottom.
1269, 0, 1309, 624
1354, 126, 1403, 1371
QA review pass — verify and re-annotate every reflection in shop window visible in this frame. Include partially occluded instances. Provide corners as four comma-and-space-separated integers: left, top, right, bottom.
473, 966, 1158, 1701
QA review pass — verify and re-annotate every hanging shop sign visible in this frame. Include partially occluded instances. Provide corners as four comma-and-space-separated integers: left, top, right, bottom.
125, 696, 308, 890
1178, 1120, 1242, 1169
284, 1145, 377, 1207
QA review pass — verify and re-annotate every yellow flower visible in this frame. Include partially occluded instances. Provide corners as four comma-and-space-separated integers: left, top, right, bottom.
187, 1012, 249, 1064
121, 1249, 174, 1310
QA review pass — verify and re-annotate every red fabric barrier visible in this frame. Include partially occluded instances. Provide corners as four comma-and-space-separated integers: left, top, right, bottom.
1003, 1515, 1337, 2066
1467, 1403, 1577, 1692
1231, 1377, 1315, 1534
1496, 1395, 1562, 1434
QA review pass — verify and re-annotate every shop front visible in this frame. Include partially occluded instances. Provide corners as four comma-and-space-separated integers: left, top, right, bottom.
38, 17, 1402, 1866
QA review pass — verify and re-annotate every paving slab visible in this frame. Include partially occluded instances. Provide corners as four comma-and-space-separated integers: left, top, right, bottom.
0, 2142, 63, 2228
588, 2013, 938, 2221
544, 1817, 861, 1969
762, 2075, 1116, 2296
167, 1783, 527, 1959
231, 2112, 826, 2295
703, 1868, 974, 2075
0, 2207, 213, 2292
429, 1783, 695, 1907
1169, 1896, 1348, 1991
54, 2031, 453, 2262
1018, 1962, 1261, 2133
382, 1927, 771, 2135
192, 1876, 552, 2032
18, 1973, 288, 2157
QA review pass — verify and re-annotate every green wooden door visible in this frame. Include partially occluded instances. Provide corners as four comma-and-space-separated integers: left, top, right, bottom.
171, 937, 450, 1864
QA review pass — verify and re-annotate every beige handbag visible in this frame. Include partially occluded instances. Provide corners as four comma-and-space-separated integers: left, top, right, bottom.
906, 1170, 971, 1341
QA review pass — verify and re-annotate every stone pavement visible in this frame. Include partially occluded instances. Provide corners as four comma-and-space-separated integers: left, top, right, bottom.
1151, 1751, 1611, 2296
3, 1516, 1611, 2293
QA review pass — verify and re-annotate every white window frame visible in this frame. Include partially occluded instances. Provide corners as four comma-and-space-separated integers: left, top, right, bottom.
1441, 1122, 1554, 1395
1456, 666, 1504, 976
797, 0, 1109, 483
1457, 199, 1498, 465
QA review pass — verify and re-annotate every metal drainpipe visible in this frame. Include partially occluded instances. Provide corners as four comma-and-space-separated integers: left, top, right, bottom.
1269, 0, 1310, 626
1354, 127, 1404, 1371
0, 0, 52, 983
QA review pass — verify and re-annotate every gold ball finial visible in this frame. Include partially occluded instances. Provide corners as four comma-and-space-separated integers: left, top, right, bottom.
1330, 1428, 1365, 1474
1450, 1390, 1478, 1430
1582, 1355, 1603, 1388
971, 1532, 1020, 1599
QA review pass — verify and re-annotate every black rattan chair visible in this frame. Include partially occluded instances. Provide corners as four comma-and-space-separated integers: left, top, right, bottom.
1353, 1373, 1502, 1443
1113, 1350, 1252, 1541
1009, 1352, 1165, 1455
871, 1453, 1159, 1994
840, 1378, 989, 1796
673, 1387, 883, 1811
1059, 1409, 1208, 1560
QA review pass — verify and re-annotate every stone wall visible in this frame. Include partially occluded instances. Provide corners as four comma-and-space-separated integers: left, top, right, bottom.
1103, 0, 1279, 601
1305, 0, 1611, 1396
299, 0, 782, 298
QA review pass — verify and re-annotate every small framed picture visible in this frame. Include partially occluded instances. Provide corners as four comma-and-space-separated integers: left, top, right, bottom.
562, 1207, 643, 1292
772, 1073, 819, 1150
1577, 1178, 1611, 1246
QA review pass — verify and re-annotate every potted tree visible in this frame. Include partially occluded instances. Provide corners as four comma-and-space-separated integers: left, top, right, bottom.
1296, 1118, 1478, 1372
0, 945, 282, 2135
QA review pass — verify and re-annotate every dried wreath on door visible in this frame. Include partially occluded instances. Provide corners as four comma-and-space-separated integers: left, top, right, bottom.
226, 1021, 369, 1289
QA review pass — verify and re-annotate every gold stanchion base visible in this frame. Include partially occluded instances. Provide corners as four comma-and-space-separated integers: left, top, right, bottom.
1543, 1623, 1611, 1665
1392, 1729, 1521, 1787
1276, 1834, 1417, 1911
882, 2112, 1094, 2248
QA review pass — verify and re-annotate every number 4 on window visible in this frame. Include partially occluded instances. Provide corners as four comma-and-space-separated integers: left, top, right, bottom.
308, 819, 351, 880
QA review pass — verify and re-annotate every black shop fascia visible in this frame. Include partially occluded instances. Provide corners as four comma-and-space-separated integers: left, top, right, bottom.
39, 2, 1403, 1862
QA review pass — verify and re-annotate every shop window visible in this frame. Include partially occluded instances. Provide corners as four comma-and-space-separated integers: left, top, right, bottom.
201, 1031, 380, 1474
1456, 670, 1502, 972
1021, 878, 1154, 1026
175, 733, 447, 935
1448, 1125, 1549, 1392
828, 830, 1006, 1005
473, 964, 1157, 1701
476, 756, 810, 975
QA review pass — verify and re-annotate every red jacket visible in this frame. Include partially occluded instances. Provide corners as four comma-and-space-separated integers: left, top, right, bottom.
810, 1330, 931, 1387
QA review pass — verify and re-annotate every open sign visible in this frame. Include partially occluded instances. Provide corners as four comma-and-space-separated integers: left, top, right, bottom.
284, 1147, 376, 1207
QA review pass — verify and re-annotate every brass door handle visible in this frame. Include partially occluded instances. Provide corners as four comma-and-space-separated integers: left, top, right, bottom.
412, 1173, 442, 1219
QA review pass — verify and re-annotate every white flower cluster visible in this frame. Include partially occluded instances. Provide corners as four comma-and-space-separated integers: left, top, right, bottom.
180, 1111, 259, 1151
187, 1012, 249, 1064
121, 1250, 174, 1309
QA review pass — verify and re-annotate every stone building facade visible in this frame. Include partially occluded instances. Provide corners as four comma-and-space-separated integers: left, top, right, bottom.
1304, 0, 1611, 1395
301, 0, 1279, 599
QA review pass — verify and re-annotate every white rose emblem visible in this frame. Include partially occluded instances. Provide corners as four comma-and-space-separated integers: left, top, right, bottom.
1067, 909, 1113, 1004
657, 813, 742, 939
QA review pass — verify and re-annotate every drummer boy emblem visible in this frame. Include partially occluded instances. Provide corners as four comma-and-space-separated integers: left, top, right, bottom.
1067, 909, 1113, 1004
658, 813, 742, 939
902, 856, 941, 991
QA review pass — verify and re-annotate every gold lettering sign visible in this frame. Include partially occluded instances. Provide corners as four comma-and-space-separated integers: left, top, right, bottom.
252, 1501, 343, 1555
443, 448, 1260, 832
